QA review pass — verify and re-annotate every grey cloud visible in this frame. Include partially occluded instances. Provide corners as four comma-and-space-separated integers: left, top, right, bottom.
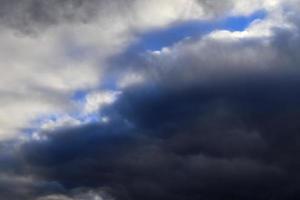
197, 0, 233, 16
0, 0, 273, 138
110, 7, 300, 92
0, 0, 101, 33
0, 173, 64, 200
1, 0, 300, 200
10, 73, 300, 199
0, 0, 241, 34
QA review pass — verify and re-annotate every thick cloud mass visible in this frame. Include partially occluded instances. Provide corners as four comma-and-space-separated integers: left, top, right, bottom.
1, 0, 300, 199
0, 0, 208, 139
15, 75, 300, 200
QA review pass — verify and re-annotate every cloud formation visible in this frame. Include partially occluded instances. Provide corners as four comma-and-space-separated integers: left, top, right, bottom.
1, 0, 300, 199
0, 0, 209, 139
14, 73, 300, 200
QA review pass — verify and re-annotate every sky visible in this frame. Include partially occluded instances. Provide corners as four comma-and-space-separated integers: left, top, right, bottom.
0, 0, 300, 199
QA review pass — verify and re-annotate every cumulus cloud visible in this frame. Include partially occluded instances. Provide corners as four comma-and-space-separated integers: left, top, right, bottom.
83, 91, 121, 114
0, 0, 291, 140
1, 0, 300, 199
0, 0, 217, 140
14, 74, 300, 199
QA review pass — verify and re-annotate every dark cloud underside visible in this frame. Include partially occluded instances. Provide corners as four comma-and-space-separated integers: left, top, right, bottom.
15, 73, 300, 200
0, 0, 300, 200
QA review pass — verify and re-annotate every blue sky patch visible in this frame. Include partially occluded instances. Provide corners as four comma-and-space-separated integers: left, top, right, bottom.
130, 10, 267, 51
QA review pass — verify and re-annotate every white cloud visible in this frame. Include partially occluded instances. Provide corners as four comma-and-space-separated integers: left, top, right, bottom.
0, 0, 206, 140
29, 90, 121, 137
208, 0, 297, 40
39, 115, 83, 131
141, 0, 300, 89
0, 0, 298, 140
83, 91, 121, 114
117, 72, 145, 89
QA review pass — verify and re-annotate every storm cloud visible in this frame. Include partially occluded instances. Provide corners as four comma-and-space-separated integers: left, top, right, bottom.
10, 71, 297, 199
1, 0, 300, 200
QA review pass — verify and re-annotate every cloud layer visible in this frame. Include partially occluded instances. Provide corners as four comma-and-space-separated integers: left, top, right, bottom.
1, 0, 300, 199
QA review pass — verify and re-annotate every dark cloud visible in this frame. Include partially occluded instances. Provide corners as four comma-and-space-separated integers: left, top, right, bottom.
3, 72, 297, 200
0, 0, 134, 34
0, 0, 89, 32
1, 1, 300, 200
0, 172, 64, 200
0, 0, 237, 34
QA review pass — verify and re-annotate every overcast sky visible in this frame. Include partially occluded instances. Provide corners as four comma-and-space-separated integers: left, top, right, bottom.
1, 0, 300, 199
